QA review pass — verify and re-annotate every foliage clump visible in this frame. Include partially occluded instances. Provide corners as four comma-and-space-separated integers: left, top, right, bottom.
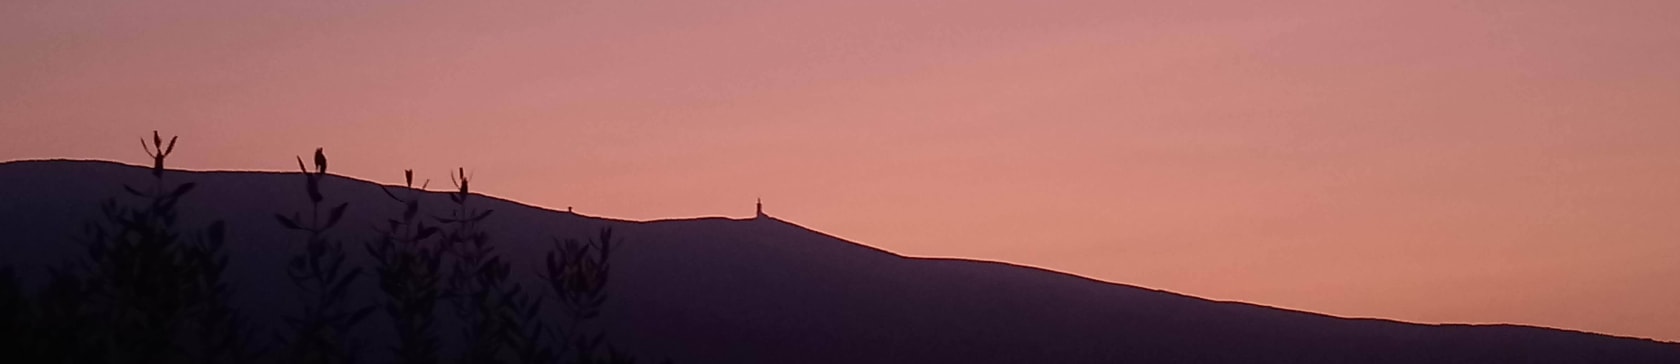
367, 169, 445, 364
0, 131, 256, 363
276, 148, 374, 364
0, 132, 665, 364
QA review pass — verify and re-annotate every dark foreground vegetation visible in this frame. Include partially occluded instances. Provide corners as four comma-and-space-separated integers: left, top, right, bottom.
0, 132, 658, 364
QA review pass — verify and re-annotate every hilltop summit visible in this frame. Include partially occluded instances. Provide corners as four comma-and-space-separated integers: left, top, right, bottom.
1, 159, 1676, 363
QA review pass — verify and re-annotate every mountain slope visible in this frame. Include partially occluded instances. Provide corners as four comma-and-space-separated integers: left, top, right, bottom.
1, 159, 1676, 363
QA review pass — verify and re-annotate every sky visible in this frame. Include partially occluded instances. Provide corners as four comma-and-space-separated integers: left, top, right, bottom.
3, 0, 1678, 341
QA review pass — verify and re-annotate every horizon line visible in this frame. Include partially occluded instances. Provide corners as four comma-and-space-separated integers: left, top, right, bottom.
3, 157, 1675, 344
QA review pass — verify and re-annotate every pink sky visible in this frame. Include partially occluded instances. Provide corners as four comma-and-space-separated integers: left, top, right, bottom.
4, 0, 1679, 341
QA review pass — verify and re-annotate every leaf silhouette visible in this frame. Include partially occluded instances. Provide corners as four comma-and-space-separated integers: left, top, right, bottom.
275, 214, 300, 230
170, 182, 196, 198
324, 202, 349, 230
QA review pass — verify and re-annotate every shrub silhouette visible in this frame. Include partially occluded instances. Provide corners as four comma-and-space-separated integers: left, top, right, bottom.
0, 133, 666, 364
544, 228, 640, 364
184, 221, 262, 363
546, 229, 613, 323
0, 131, 256, 363
276, 148, 375, 363
436, 168, 555, 364
15, 266, 106, 361
367, 170, 445, 364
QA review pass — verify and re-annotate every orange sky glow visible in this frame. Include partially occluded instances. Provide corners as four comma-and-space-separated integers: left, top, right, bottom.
3, 1, 1678, 341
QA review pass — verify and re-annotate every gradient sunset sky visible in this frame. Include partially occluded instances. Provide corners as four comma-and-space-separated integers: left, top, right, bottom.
3, 1, 1678, 341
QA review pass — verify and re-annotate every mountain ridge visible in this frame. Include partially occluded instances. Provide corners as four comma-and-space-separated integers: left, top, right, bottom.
1, 159, 1675, 363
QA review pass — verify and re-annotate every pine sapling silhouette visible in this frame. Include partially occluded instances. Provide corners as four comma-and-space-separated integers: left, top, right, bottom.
367, 169, 446, 364
546, 228, 613, 322
94, 132, 253, 362
437, 168, 547, 364
87, 131, 199, 361
0, 134, 672, 364
544, 228, 647, 364
276, 148, 374, 364
19, 267, 101, 361
187, 221, 261, 363
0, 267, 81, 362
503, 285, 553, 364
440, 168, 499, 363
0, 131, 256, 363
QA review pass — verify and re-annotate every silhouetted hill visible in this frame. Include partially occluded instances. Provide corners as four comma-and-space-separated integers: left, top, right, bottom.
2, 159, 1676, 363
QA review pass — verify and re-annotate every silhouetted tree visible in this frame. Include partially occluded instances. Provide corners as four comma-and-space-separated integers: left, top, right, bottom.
367, 170, 445, 364
276, 148, 373, 364
545, 228, 649, 364
17, 268, 102, 361
0, 134, 669, 364
186, 221, 262, 363
3, 131, 256, 363
437, 168, 551, 364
